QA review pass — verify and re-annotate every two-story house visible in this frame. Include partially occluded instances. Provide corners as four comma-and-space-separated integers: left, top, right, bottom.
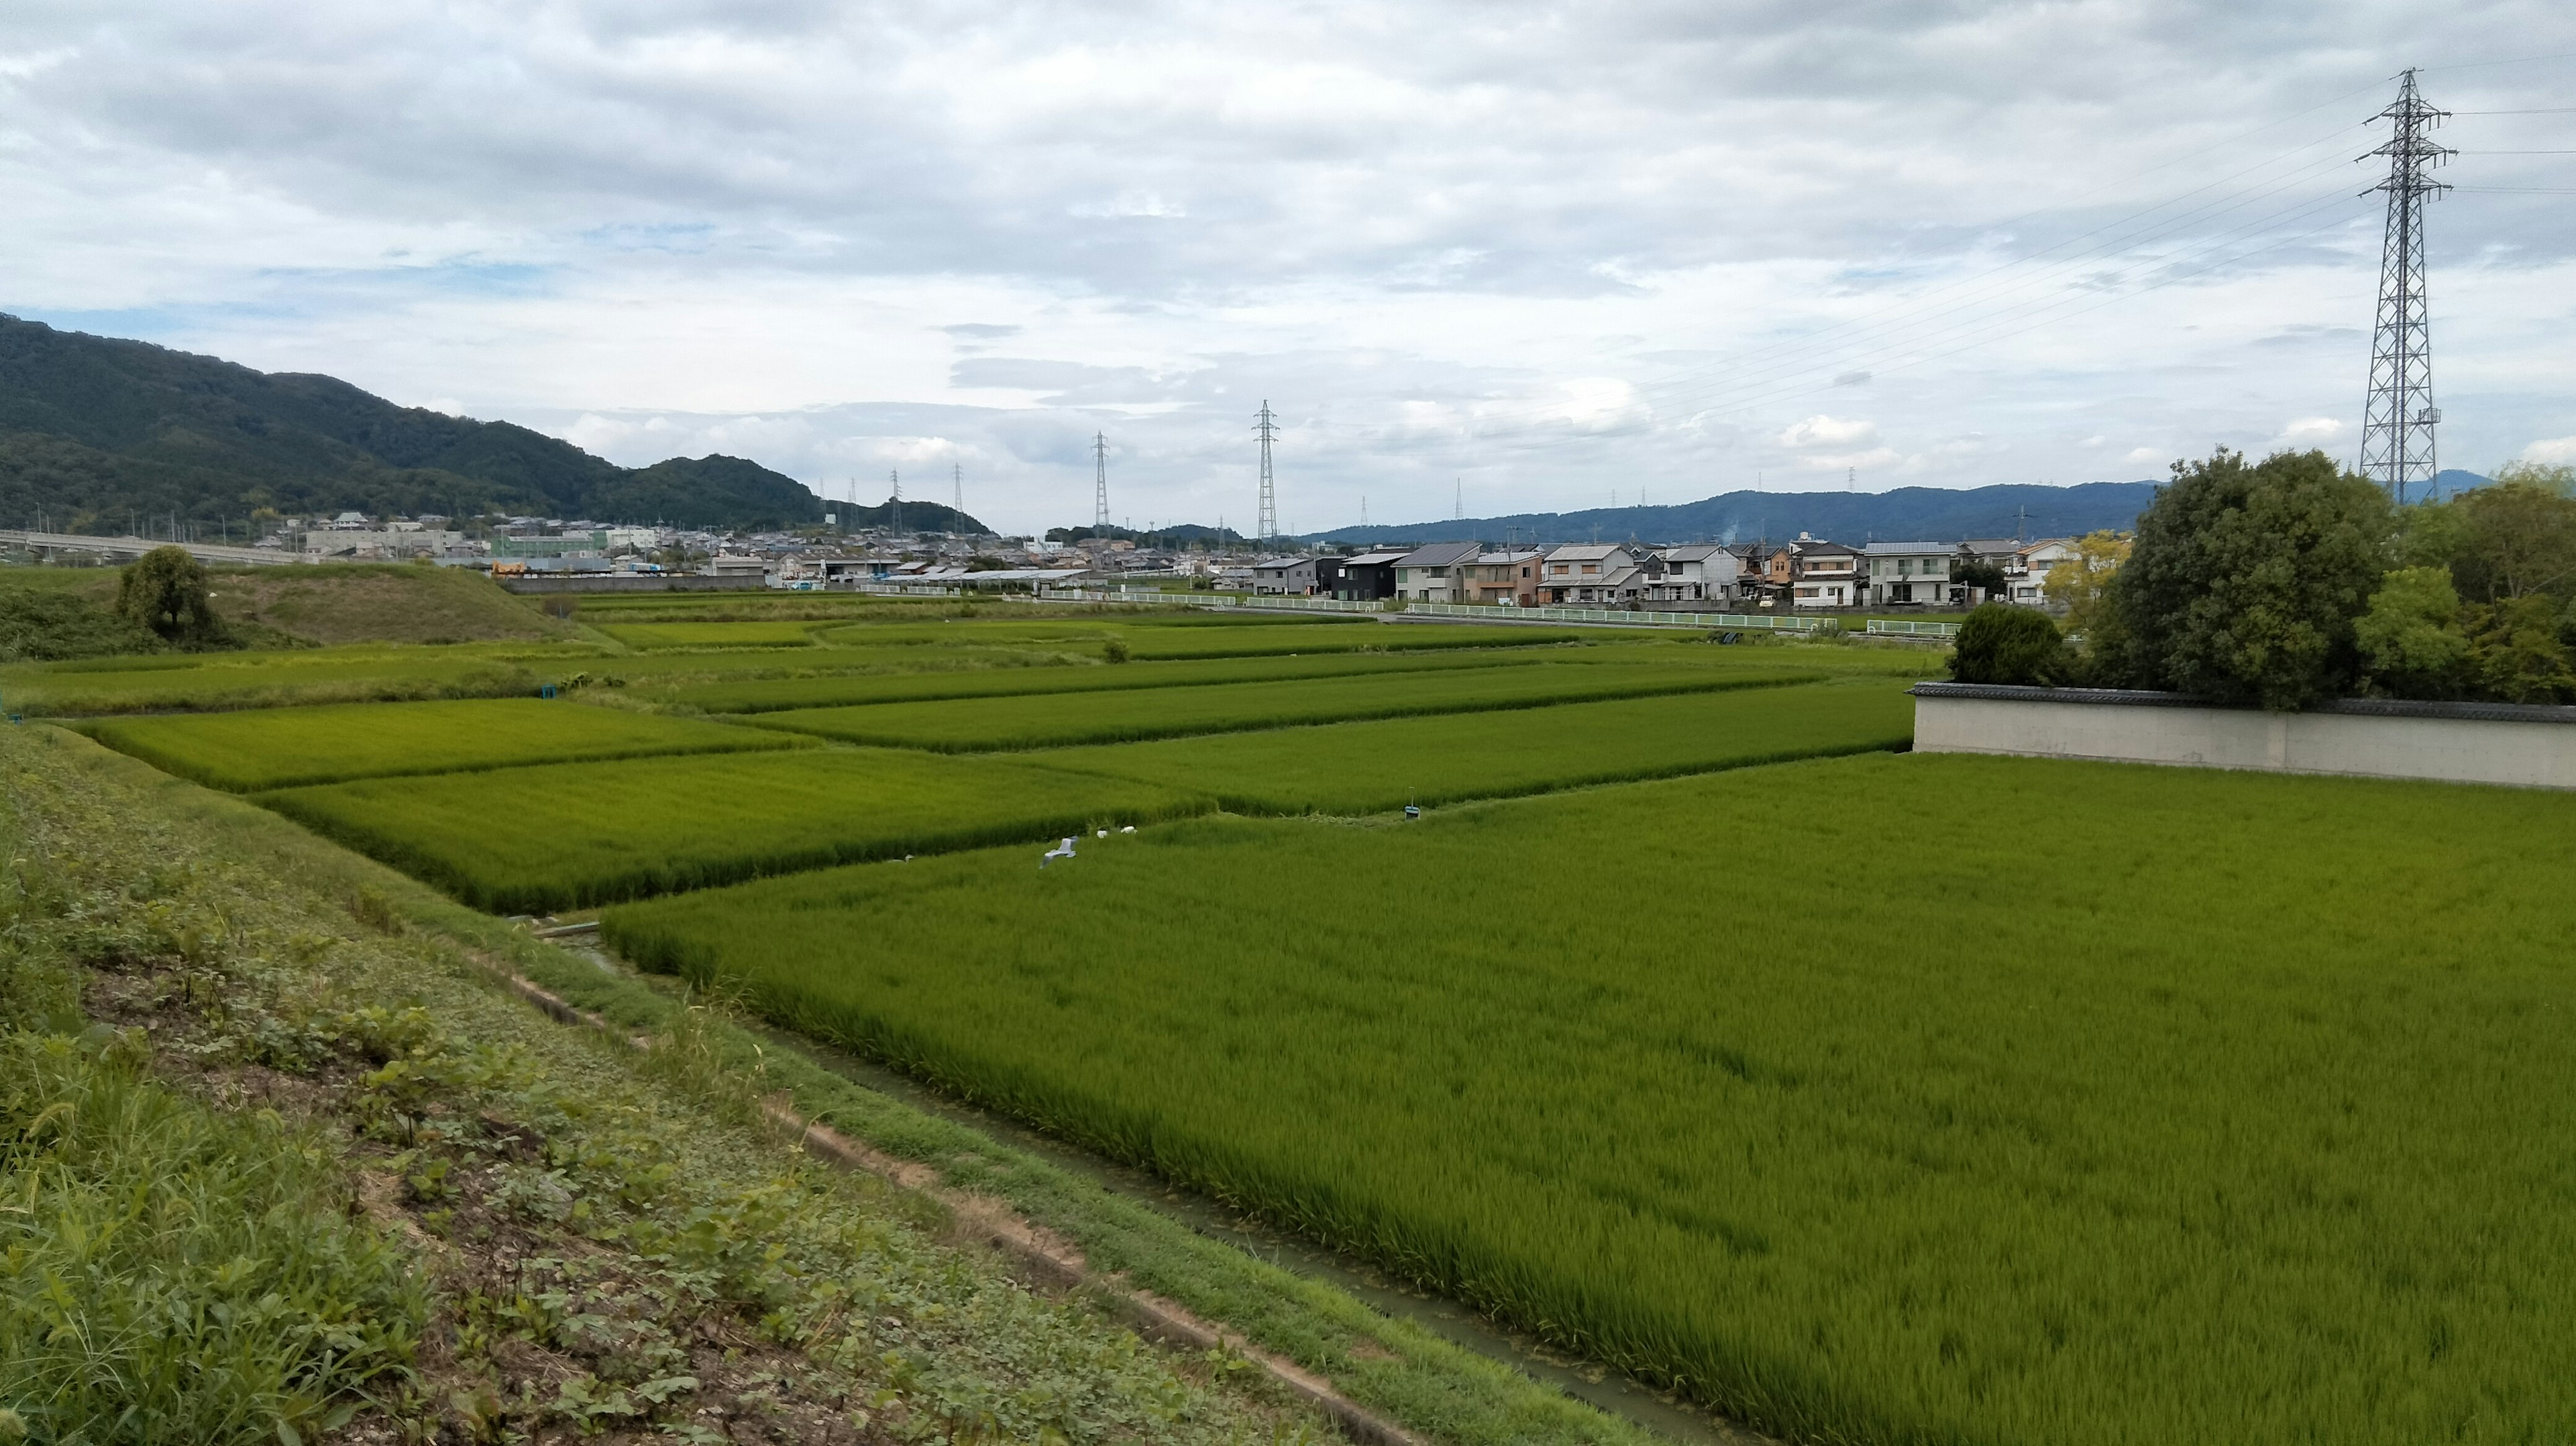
1464, 549, 1544, 606
1646, 544, 1741, 602
1250, 555, 1318, 595
2006, 538, 2079, 605
1788, 539, 1861, 609
1393, 541, 1483, 602
1535, 544, 1639, 604
1860, 542, 1953, 606
1334, 551, 1407, 601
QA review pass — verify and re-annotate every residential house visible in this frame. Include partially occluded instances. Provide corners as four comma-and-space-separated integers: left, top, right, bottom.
1646, 544, 1740, 602
1787, 539, 1862, 609
1463, 549, 1544, 606
1860, 542, 1954, 607
1334, 551, 1406, 602
1393, 541, 1483, 602
2006, 539, 2080, 606
1251, 555, 1319, 595
1534, 544, 1640, 604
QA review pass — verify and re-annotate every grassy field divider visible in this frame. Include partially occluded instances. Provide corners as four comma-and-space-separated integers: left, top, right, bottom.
29, 724, 1670, 1446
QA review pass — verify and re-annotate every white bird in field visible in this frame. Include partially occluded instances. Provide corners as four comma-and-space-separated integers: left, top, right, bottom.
1041, 837, 1077, 868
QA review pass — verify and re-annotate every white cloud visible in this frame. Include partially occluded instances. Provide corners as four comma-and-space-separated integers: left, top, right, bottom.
3, 0, 2573, 531
2275, 416, 2345, 446
2521, 435, 2576, 464
1777, 415, 1878, 449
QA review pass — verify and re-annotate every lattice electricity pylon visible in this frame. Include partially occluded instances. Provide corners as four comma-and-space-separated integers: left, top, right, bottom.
1092, 433, 1112, 530
2359, 68, 2453, 504
1254, 402, 1279, 542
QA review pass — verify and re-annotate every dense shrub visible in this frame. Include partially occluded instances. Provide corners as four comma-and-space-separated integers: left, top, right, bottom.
1946, 604, 2067, 685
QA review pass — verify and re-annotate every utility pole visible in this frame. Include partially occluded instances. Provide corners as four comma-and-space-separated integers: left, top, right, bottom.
1093, 433, 1112, 532
2360, 68, 2453, 504
1254, 402, 1279, 543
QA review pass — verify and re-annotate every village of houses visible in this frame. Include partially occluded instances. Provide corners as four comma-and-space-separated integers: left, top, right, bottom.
262, 510, 2081, 613
1236, 535, 2078, 610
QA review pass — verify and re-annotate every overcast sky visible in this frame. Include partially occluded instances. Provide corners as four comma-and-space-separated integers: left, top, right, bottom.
4, 1, 2573, 533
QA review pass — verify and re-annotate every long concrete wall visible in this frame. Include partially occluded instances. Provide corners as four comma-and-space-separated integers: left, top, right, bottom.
1911, 683, 2576, 790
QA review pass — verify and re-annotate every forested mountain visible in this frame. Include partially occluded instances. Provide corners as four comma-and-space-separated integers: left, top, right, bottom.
0, 315, 837, 531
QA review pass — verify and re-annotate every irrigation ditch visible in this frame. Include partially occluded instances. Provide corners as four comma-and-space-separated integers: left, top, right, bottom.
523, 924, 1778, 1446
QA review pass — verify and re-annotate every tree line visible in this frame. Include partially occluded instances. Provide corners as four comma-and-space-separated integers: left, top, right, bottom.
1951, 450, 2576, 708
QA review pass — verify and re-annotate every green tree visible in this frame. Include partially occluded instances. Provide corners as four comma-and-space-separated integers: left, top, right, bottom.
2110, 449, 2392, 710
1953, 559, 2007, 600
2448, 467, 2576, 604
113, 546, 229, 647
2462, 596, 2576, 704
2354, 566, 2470, 700
1945, 603, 2068, 685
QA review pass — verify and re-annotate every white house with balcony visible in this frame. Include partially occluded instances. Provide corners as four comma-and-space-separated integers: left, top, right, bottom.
1861, 542, 1954, 606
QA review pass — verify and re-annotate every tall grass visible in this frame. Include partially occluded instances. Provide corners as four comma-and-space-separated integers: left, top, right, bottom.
0, 1033, 424, 1443
258, 747, 1210, 912
77, 696, 804, 791
1028, 676, 1913, 813
603, 751, 2576, 1446
747, 663, 1827, 752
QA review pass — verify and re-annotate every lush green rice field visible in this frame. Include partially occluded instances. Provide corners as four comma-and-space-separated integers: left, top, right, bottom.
603, 751, 2576, 1446
0, 643, 614, 716
594, 619, 830, 649
76, 698, 802, 791
746, 662, 1827, 752
645, 645, 1574, 713
1029, 677, 1913, 813
260, 748, 1208, 912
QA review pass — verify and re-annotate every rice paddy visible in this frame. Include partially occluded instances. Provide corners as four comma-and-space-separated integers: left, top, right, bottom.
258, 747, 1209, 912
601, 750, 2576, 1446
1027, 676, 1915, 813
76, 697, 804, 791
743, 661, 1827, 751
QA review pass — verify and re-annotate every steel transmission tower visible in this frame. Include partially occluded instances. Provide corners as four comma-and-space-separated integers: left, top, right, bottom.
1254, 402, 1279, 543
952, 461, 963, 526
2359, 68, 2454, 503
1092, 434, 1112, 531
888, 469, 902, 536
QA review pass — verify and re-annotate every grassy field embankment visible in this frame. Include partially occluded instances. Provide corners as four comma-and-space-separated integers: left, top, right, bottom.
602, 749, 2576, 1446
0, 725, 1338, 1446
5, 722, 1672, 1446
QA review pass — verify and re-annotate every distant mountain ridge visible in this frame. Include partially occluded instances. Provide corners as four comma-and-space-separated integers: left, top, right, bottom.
0, 315, 987, 533
1300, 470, 2495, 549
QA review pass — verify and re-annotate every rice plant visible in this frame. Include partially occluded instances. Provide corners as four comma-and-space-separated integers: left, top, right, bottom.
258, 747, 1210, 912
745, 662, 1827, 752
602, 750, 2576, 1446
78, 696, 804, 791
1026, 676, 1914, 814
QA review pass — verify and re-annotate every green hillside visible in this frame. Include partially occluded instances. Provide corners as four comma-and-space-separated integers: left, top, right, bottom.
0, 314, 983, 533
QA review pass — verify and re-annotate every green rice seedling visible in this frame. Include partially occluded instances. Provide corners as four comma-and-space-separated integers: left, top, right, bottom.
595, 619, 830, 649
260, 747, 1209, 912
602, 751, 2576, 1446
0, 1032, 424, 1445
660, 644, 1597, 713
1113, 622, 1601, 659
77, 697, 806, 791
1028, 676, 1912, 813
0, 641, 616, 715
745, 662, 1828, 751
